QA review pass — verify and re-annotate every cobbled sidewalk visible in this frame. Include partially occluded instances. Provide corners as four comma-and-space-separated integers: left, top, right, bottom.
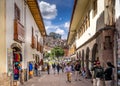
19, 71, 92, 86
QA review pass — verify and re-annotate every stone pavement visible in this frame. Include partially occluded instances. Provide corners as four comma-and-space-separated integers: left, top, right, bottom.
20, 72, 92, 86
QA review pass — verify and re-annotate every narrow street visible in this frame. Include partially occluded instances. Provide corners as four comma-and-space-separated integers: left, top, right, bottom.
20, 71, 92, 86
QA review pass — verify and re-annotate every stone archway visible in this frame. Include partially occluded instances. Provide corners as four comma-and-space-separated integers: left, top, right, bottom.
92, 43, 98, 64
82, 50, 84, 69
11, 43, 22, 52
79, 51, 81, 59
11, 43, 22, 81
86, 47, 91, 78
77, 52, 79, 59
86, 47, 90, 70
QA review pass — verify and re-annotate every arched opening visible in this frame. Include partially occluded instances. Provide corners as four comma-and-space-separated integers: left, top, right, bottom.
79, 51, 81, 60
86, 47, 90, 70
86, 47, 91, 78
82, 50, 84, 69
77, 52, 79, 59
11, 43, 23, 82
92, 43, 98, 65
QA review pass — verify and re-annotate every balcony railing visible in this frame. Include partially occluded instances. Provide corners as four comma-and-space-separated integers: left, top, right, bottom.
14, 19, 25, 43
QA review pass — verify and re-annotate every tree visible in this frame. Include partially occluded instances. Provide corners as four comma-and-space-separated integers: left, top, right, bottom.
44, 52, 50, 59
51, 47, 64, 59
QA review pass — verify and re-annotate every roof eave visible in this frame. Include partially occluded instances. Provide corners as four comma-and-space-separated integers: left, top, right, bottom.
27, 0, 47, 37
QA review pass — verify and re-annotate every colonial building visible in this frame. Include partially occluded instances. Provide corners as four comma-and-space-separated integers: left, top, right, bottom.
0, 0, 46, 85
115, 0, 120, 85
68, 0, 117, 84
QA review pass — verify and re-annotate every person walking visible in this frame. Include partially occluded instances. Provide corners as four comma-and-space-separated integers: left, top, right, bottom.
52, 63, 56, 74
56, 63, 61, 74
74, 61, 81, 81
34, 63, 38, 76
47, 63, 50, 75
104, 62, 115, 86
65, 63, 72, 83
91, 61, 104, 86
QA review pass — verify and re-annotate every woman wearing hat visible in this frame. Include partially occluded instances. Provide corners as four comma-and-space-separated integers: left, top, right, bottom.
104, 62, 115, 86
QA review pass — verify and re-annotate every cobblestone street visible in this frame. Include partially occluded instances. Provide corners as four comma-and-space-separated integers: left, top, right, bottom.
20, 71, 92, 86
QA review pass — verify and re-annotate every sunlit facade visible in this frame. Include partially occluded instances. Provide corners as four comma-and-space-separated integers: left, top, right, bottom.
0, 0, 46, 85
68, 0, 118, 85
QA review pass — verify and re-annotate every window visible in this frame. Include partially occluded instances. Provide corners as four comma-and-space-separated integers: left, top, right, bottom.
93, 0, 97, 17
78, 12, 90, 38
86, 12, 90, 28
104, 36, 112, 50
14, 3, 20, 20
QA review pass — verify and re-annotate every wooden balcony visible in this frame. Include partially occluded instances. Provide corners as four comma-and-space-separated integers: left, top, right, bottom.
40, 45, 43, 53
14, 19, 25, 43
31, 36, 37, 49
37, 42, 40, 51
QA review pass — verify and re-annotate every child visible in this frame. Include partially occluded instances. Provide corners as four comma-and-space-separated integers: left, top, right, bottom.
65, 63, 72, 83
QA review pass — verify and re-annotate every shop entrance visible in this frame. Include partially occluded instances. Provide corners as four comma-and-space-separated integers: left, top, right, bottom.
11, 43, 23, 84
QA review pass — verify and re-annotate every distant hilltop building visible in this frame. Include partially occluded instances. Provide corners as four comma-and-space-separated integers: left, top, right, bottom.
44, 32, 68, 49
49, 32, 61, 39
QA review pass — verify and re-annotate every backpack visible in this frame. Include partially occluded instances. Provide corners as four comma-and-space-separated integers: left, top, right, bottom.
95, 67, 104, 78
75, 64, 81, 71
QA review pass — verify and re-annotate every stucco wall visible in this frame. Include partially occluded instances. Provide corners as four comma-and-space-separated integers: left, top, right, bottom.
5, 0, 43, 69
115, 0, 120, 19
76, 0, 105, 48
24, 3, 43, 68
0, 0, 7, 73
6, 0, 25, 71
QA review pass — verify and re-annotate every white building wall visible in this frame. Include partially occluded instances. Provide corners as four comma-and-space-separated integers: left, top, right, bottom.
76, 0, 105, 48
24, 4, 43, 68
115, 0, 120, 85
6, 0, 25, 70
115, 0, 120, 19
6, 0, 43, 69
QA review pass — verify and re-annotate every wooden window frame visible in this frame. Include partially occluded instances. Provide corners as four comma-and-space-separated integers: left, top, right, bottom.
14, 3, 20, 21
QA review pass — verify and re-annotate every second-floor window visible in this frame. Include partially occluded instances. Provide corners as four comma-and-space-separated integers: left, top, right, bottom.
14, 3, 20, 20
93, 0, 97, 17
78, 12, 90, 38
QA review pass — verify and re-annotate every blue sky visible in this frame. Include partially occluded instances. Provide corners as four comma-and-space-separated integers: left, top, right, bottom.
38, 0, 74, 39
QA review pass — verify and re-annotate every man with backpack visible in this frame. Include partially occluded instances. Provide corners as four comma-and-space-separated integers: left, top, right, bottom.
74, 61, 81, 81
91, 61, 104, 86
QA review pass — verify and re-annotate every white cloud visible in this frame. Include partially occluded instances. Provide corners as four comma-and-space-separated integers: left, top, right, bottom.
64, 22, 70, 29
39, 1, 57, 20
55, 28, 64, 35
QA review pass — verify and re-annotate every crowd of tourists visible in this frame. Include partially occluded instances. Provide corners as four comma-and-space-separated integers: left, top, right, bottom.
45, 59, 115, 86
28, 59, 115, 86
